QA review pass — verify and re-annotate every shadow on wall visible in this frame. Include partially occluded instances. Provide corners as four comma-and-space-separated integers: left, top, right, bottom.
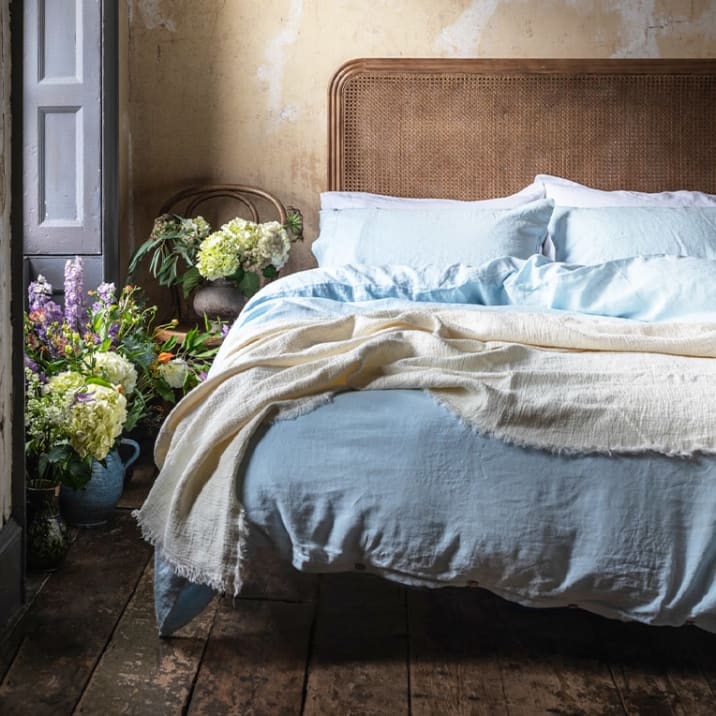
124, 1, 245, 317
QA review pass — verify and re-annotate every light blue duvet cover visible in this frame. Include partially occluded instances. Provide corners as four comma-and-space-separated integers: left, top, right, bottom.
155, 255, 716, 636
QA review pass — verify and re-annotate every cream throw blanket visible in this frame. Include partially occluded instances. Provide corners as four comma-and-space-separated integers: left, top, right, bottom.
135, 308, 716, 594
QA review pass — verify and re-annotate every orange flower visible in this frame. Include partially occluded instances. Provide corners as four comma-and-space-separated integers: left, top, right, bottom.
157, 351, 175, 364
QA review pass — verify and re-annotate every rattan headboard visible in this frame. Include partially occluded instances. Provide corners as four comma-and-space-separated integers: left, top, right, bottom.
328, 59, 716, 198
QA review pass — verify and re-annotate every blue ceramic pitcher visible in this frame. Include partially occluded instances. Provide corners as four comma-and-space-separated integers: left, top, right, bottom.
59, 438, 141, 527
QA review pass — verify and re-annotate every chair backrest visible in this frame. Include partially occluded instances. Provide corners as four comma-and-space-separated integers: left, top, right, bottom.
158, 184, 288, 225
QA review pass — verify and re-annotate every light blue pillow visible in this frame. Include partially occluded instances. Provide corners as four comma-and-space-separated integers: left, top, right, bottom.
312, 199, 554, 267
550, 206, 716, 264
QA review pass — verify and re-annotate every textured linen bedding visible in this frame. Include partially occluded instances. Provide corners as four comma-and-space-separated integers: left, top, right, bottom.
143, 255, 716, 635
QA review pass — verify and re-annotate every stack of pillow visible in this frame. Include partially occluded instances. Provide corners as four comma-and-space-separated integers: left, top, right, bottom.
538, 174, 716, 264
313, 175, 716, 267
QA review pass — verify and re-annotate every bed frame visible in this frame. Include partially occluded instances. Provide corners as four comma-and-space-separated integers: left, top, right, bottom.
328, 58, 716, 199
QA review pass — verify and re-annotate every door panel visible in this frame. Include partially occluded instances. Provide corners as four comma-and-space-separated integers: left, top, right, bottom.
23, 0, 102, 257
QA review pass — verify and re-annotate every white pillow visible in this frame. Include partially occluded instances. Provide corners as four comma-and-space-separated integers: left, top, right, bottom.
536, 174, 716, 207
312, 199, 554, 268
320, 182, 545, 210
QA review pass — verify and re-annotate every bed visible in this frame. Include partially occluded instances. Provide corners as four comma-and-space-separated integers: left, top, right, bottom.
137, 58, 716, 637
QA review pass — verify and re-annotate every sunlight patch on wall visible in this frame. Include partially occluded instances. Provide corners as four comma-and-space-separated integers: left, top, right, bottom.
256, 0, 304, 129
610, 0, 659, 57
133, 0, 176, 32
435, 0, 499, 56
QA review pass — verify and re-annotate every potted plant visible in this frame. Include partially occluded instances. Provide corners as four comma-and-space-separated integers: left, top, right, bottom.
126, 213, 211, 307
127, 208, 303, 322
192, 217, 296, 320
24, 257, 227, 535
24, 259, 148, 529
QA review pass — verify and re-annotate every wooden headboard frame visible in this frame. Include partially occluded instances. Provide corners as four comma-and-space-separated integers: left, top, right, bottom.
328, 58, 716, 198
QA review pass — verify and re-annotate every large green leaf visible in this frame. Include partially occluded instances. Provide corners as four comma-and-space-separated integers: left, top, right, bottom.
238, 271, 260, 297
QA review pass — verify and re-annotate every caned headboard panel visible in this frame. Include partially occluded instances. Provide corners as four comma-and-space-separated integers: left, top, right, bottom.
328, 58, 716, 198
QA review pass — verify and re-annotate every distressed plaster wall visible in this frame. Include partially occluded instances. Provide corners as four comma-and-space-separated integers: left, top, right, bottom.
124, 0, 716, 278
0, 0, 12, 525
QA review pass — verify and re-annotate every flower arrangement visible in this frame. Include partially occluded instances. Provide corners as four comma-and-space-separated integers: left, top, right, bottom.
151, 322, 223, 404
196, 218, 292, 297
24, 257, 225, 489
127, 214, 211, 298
128, 208, 303, 301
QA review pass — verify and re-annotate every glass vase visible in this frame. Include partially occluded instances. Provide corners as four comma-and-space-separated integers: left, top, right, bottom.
26, 479, 69, 571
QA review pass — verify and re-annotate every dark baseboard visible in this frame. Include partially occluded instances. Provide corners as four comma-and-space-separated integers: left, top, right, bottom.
0, 519, 23, 629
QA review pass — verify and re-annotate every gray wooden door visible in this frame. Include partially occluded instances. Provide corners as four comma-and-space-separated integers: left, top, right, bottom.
23, 0, 117, 295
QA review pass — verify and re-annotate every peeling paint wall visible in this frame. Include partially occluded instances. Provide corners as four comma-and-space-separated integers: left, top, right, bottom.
124, 0, 716, 277
0, 0, 12, 525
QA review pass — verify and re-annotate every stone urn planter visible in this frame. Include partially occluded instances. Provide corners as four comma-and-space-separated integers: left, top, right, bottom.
192, 279, 247, 322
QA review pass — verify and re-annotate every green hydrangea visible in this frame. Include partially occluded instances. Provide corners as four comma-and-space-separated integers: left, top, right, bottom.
68, 383, 127, 461
196, 230, 242, 280
196, 218, 291, 280
39, 370, 127, 462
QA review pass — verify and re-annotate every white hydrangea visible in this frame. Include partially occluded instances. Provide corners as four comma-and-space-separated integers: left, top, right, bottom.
91, 351, 137, 395
254, 222, 291, 270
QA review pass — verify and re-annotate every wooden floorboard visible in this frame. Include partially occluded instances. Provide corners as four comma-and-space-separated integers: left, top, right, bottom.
409, 587, 626, 716
237, 539, 319, 604
303, 573, 410, 716
0, 512, 151, 716
598, 618, 683, 716
117, 460, 156, 511
2, 512, 716, 715
76, 560, 217, 715
490, 597, 625, 715
408, 587, 510, 716
647, 625, 716, 715
187, 595, 314, 715
0, 569, 52, 682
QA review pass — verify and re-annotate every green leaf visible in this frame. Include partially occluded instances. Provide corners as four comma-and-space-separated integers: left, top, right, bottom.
284, 208, 304, 240
238, 271, 260, 297
225, 267, 244, 284
85, 375, 114, 389
127, 236, 165, 278
160, 336, 178, 351
262, 265, 278, 279
38, 453, 49, 477
47, 445, 70, 463
180, 267, 203, 298
155, 380, 177, 404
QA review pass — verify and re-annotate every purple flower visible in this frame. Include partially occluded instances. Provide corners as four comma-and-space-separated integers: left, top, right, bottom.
23, 353, 47, 382
23, 354, 39, 373
221, 323, 231, 338
64, 257, 87, 333
198, 371, 208, 382
27, 275, 54, 311
97, 282, 116, 304
72, 391, 95, 405
92, 282, 116, 312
